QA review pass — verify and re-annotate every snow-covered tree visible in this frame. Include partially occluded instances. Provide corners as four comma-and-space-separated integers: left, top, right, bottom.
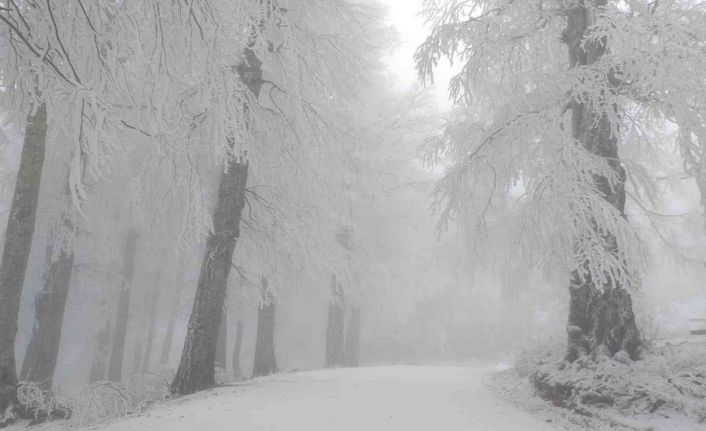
0, 103, 47, 425
171, 0, 390, 394
416, 0, 706, 361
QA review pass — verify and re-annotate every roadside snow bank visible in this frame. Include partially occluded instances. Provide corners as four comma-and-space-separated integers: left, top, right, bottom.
489, 339, 706, 430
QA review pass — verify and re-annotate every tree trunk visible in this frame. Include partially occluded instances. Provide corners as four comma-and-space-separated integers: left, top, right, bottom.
215, 305, 227, 370
131, 341, 143, 376
159, 321, 175, 367
141, 271, 160, 373
20, 147, 86, 388
159, 267, 185, 365
89, 319, 112, 383
19, 236, 74, 385
344, 306, 360, 367
252, 278, 278, 378
171, 42, 260, 395
232, 321, 244, 380
564, 0, 641, 362
325, 275, 346, 368
107, 230, 139, 382
566, 281, 641, 361
0, 104, 48, 423
170, 161, 249, 395
325, 303, 346, 368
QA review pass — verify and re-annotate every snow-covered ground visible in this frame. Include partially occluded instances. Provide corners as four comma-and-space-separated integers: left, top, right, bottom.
32, 366, 556, 431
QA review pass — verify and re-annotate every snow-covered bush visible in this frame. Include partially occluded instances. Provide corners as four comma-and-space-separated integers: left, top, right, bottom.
16, 381, 71, 423
72, 381, 141, 425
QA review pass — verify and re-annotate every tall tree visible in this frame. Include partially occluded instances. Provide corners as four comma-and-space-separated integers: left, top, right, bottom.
20, 166, 81, 386
344, 306, 361, 367
107, 229, 139, 382
232, 321, 244, 380
141, 271, 161, 373
131, 340, 144, 376
325, 275, 346, 368
252, 277, 278, 378
413, 0, 706, 361
89, 319, 112, 384
19, 223, 75, 385
163, 0, 382, 394
159, 268, 185, 366
170, 156, 249, 393
562, 0, 640, 361
171, 1, 266, 395
0, 104, 48, 424
215, 305, 228, 371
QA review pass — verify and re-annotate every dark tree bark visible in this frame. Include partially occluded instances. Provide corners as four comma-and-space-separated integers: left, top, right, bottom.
107, 230, 139, 382
344, 306, 360, 367
566, 281, 641, 361
171, 33, 261, 396
232, 321, 244, 380
564, 0, 641, 362
141, 271, 160, 373
89, 319, 112, 383
19, 237, 74, 385
159, 267, 185, 365
0, 104, 48, 423
325, 275, 346, 368
252, 278, 278, 378
170, 161, 248, 395
215, 305, 227, 370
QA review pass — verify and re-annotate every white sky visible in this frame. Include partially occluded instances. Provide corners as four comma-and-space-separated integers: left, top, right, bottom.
379, 0, 454, 110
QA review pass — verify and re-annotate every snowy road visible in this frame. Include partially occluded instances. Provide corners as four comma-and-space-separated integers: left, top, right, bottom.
65, 366, 553, 431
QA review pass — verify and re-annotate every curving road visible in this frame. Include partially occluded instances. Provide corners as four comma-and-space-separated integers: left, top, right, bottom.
53, 366, 555, 431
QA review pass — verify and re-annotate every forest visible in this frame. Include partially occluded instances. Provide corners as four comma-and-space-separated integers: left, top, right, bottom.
0, 0, 705, 430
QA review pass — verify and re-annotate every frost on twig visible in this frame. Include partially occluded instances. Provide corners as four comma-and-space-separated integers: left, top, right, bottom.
15, 381, 71, 425
72, 381, 140, 425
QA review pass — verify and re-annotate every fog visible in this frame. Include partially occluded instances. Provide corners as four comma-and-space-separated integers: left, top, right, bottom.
1, 1, 705, 430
